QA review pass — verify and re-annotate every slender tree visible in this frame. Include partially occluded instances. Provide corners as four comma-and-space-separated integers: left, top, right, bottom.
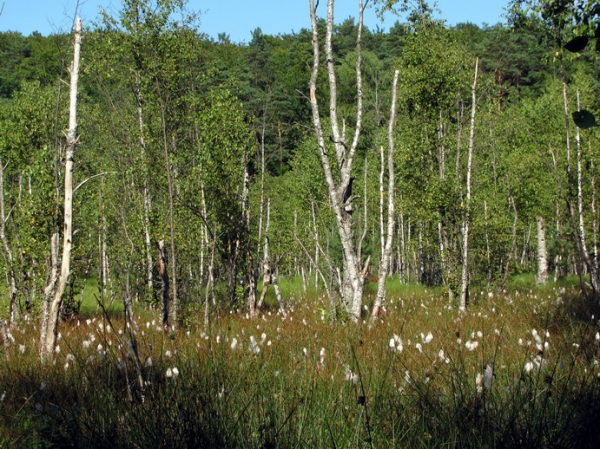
370, 69, 399, 324
459, 57, 478, 312
40, 18, 82, 362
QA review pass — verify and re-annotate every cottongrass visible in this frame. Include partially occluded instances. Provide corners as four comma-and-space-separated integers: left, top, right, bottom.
1, 282, 600, 447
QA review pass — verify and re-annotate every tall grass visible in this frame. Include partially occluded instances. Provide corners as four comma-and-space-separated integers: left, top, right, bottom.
1, 280, 600, 447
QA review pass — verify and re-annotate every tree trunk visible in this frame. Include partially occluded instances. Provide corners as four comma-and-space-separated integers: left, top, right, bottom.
370, 69, 399, 325
536, 216, 548, 284
158, 240, 170, 329
39, 18, 81, 362
574, 91, 600, 295
459, 57, 478, 312
308, 0, 367, 322
0, 153, 18, 324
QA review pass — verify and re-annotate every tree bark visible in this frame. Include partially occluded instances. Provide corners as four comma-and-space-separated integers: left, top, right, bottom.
536, 216, 548, 284
573, 91, 600, 296
308, 0, 367, 322
158, 240, 170, 329
39, 18, 81, 362
370, 69, 399, 325
459, 57, 478, 312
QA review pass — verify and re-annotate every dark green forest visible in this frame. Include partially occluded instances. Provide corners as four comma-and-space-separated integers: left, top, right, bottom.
0, 0, 599, 328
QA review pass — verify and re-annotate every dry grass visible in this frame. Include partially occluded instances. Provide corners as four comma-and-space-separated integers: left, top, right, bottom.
1, 282, 600, 447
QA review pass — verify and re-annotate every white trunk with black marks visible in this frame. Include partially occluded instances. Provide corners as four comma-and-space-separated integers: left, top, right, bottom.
309, 0, 366, 322
536, 216, 548, 284
40, 18, 82, 362
459, 57, 478, 313
370, 70, 399, 325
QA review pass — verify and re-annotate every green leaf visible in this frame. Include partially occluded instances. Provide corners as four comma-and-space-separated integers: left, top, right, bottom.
572, 110, 598, 129
564, 35, 589, 52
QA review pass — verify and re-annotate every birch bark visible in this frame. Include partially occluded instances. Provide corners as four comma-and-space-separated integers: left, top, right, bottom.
536, 216, 548, 284
40, 18, 82, 362
370, 70, 399, 324
459, 57, 478, 312
308, 0, 367, 321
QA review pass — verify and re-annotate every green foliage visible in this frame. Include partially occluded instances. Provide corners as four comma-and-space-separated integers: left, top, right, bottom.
0, 0, 599, 323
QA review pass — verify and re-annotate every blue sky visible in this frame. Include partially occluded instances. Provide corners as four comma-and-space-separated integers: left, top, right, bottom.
1, 1, 508, 41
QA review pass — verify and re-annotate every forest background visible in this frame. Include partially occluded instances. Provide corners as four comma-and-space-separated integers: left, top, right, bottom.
0, 0, 599, 327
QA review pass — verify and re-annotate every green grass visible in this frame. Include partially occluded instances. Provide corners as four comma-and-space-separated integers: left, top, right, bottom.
1, 278, 600, 447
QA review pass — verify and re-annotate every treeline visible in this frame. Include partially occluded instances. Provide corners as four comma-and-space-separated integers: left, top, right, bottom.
0, 0, 598, 324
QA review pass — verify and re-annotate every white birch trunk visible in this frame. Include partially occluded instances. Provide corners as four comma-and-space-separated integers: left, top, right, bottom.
370, 70, 399, 325
459, 57, 479, 313
574, 92, 600, 295
309, 0, 366, 322
536, 216, 548, 284
40, 18, 82, 362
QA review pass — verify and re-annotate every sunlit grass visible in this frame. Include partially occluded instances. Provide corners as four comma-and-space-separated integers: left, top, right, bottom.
1, 278, 600, 447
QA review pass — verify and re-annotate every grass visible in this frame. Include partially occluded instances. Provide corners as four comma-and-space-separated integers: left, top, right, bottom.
1, 278, 600, 447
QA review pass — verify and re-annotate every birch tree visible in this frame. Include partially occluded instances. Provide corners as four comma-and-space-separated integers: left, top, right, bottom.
40, 18, 82, 362
308, 0, 368, 321
370, 69, 399, 324
459, 57, 478, 312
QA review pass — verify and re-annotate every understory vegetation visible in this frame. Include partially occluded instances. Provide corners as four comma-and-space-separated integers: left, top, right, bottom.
1, 279, 600, 448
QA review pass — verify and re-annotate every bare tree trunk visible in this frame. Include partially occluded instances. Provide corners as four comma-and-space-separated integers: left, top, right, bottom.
0, 154, 18, 324
459, 58, 478, 312
536, 216, 548, 284
158, 240, 170, 329
157, 101, 178, 329
249, 122, 268, 315
39, 18, 81, 362
370, 69, 399, 324
483, 201, 492, 288
573, 92, 600, 295
132, 71, 154, 294
256, 198, 271, 313
308, 0, 367, 322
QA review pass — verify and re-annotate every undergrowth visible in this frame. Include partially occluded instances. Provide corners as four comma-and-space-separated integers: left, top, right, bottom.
1, 281, 600, 448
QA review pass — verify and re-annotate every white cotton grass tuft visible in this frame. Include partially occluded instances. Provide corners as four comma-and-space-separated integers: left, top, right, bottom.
421, 332, 433, 344
438, 349, 449, 364
465, 340, 479, 351
343, 365, 359, 384
249, 336, 260, 355
166, 367, 179, 379
389, 334, 403, 353
319, 347, 326, 367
